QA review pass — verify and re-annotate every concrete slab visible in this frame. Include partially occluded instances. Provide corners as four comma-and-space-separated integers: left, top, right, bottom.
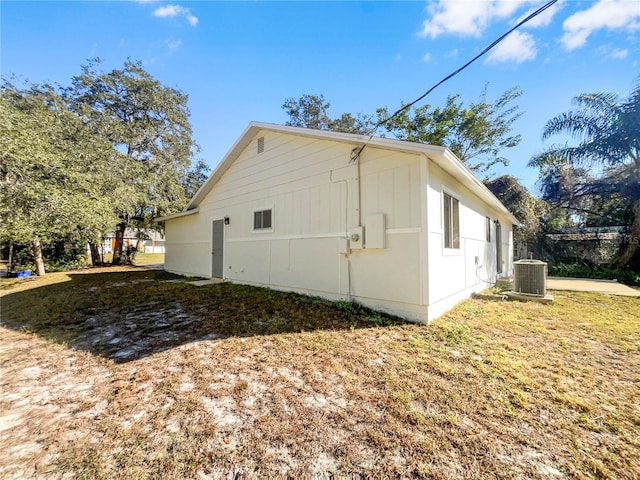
505, 291, 554, 303
188, 278, 224, 287
547, 277, 640, 297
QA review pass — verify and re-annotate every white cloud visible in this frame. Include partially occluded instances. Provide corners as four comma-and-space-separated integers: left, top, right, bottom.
598, 45, 630, 59
611, 48, 629, 59
153, 4, 198, 26
486, 30, 537, 64
153, 5, 182, 17
165, 39, 182, 53
419, 0, 538, 38
422, 52, 432, 62
561, 0, 640, 50
186, 14, 198, 26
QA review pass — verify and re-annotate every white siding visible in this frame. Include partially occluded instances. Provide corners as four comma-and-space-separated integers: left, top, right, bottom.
349, 147, 424, 313
165, 132, 355, 296
164, 213, 211, 277
425, 161, 514, 320
164, 127, 514, 323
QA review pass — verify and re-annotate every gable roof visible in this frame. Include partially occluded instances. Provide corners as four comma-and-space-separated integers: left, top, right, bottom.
168, 121, 519, 225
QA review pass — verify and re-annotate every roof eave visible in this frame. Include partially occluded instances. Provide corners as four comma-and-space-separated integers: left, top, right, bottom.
440, 149, 520, 225
155, 208, 199, 222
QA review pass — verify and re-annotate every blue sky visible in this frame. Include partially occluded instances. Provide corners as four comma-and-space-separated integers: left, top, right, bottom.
2, 1, 639, 192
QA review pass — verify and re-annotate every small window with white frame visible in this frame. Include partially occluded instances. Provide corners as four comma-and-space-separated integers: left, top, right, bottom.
486, 216, 491, 242
443, 192, 460, 249
253, 208, 272, 231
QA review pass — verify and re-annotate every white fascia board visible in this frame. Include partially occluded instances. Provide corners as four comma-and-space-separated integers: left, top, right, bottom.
155, 208, 199, 222
436, 149, 520, 226
249, 122, 450, 158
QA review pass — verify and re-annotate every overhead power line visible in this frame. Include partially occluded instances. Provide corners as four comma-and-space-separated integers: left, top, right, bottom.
350, 0, 560, 162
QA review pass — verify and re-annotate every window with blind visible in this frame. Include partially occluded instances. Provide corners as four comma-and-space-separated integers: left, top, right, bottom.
443, 192, 460, 249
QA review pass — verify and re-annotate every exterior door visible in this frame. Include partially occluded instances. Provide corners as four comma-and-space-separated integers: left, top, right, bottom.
211, 219, 224, 278
495, 222, 502, 275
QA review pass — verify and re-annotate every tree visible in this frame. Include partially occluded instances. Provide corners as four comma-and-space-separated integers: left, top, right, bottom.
67, 59, 199, 263
485, 175, 547, 255
328, 113, 374, 134
536, 162, 595, 229
377, 86, 523, 174
282, 94, 373, 134
529, 80, 640, 268
183, 160, 211, 199
0, 81, 129, 275
283, 94, 331, 130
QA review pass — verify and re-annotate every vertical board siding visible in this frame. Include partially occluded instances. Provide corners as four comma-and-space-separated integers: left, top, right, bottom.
164, 214, 211, 277
350, 148, 423, 306
349, 233, 422, 305
164, 127, 513, 323
360, 149, 422, 229
426, 161, 513, 315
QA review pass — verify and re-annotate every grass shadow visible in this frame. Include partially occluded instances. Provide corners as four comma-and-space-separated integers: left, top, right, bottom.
0, 269, 406, 363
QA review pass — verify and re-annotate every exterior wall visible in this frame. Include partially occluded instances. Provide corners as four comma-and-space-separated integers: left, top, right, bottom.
349, 148, 426, 320
166, 132, 355, 286
164, 128, 514, 323
201, 131, 354, 296
164, 130, 429, 320
425, 161, 513, 321
164, 213, 210, 277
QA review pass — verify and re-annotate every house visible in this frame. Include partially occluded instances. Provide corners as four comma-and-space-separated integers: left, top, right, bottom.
158, 122, 518, 323
95, 228, 165, 254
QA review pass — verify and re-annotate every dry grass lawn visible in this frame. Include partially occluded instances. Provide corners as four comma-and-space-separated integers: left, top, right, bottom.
1, 267, 638, 479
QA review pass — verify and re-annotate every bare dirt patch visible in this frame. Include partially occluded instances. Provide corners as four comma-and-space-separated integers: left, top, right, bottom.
1, 269, 638, 478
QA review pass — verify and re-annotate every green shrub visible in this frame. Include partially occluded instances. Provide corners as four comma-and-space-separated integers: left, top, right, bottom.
6, 238, 90, 274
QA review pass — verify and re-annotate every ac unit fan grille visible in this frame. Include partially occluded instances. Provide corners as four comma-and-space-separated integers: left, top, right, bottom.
513, 260, 547, 296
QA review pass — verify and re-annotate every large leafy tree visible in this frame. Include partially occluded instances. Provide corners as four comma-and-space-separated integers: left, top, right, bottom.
485, 175, 547, 254
283, 87, 522, 173
377, 86, 523, 174
283, 94, 331, 130
0, 82, 131, 275
282, 94, 373, 134
537, 162, 595, 229
529, 81, 640, 268
183, 160, 211, 198
67, 59, 199, 263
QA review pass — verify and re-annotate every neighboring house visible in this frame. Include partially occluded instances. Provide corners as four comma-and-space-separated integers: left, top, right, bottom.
98, 228, 166, 254
158, 122, 517, 322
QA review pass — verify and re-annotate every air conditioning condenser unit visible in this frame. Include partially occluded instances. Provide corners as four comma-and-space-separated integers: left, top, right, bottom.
513, 259, 547, 296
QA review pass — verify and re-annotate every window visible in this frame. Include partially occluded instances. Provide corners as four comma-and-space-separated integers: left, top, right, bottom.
486, 217, 491, 242
443, 192, 460, 249
257, 136, 265, 154
253, 208, 272, 230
